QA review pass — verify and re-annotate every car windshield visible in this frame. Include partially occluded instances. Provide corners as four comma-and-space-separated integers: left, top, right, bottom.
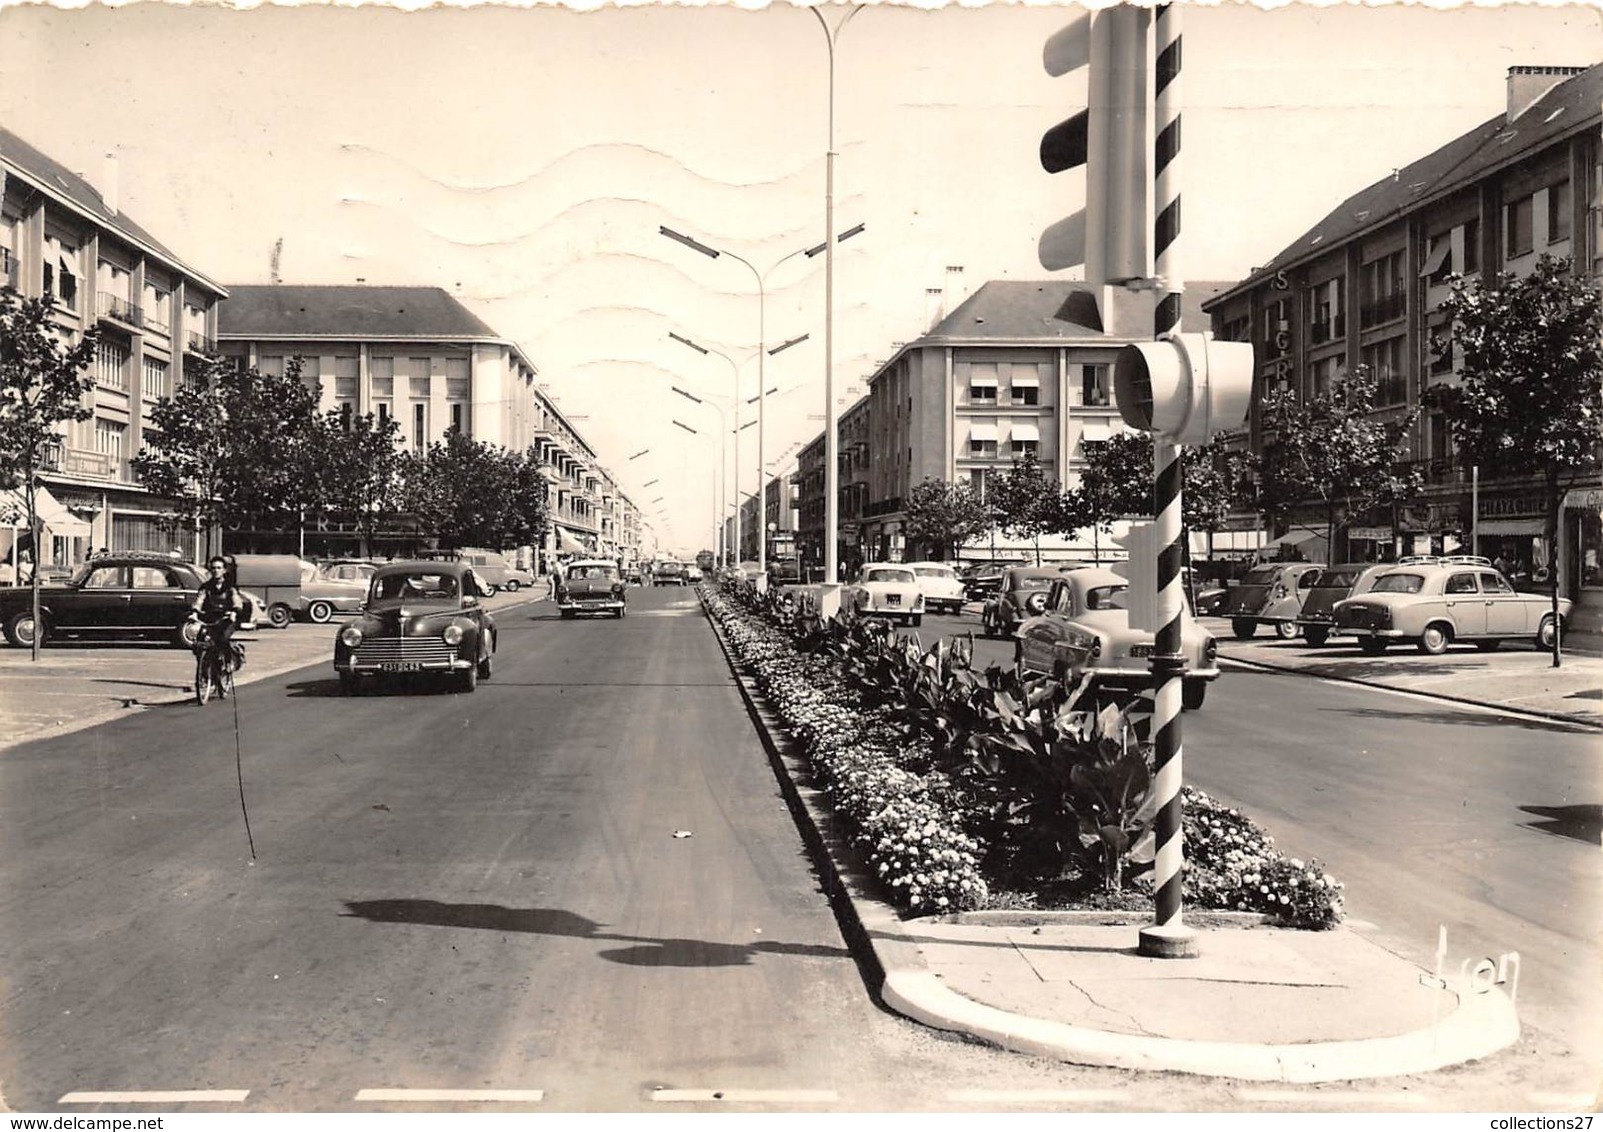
913, 566, 955, 579
1084, 584, 1130, 611
1011, 574, 1055, 591
1315, 569, 1361, 588
567, 564, 617, 580
373, 572, 458, 600
865, 568, 914, 584
1370, 573, 1426, 594
1242, 566, 1282, 585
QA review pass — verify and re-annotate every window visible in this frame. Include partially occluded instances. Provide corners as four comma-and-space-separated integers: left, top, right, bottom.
1463, 218, 1480, 273
375, 401, 392, 427
96, 341, 129, 390
450, 403, 465, 433
141, 357, 167, 400
1308, 277, 1345, 341
94, 418, 125, 462
338, 403, 353, 432
1360, 253, 1405, 327
44, 236, 80, 308
412, 402, 427, 451
1444, 572, 1479, 595
969, 436, 998, 459
1506, 195, 1534, 257
1361, 337, 1407, 405
1082, 364, 1109, 407
968, 363, 998, 403
1011, 382, 1039, 406
1547, 180, 1572, 243
969, 467, 987, 499
1311, 355, 1341, 396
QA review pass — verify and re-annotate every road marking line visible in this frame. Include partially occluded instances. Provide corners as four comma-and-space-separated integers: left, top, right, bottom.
59, 1090, 250, 1104
1235, 1089, 1429, 1106
355, 1088, 545, 1103
947, 1089, 1129, 1104
648, 1089, 839, 1103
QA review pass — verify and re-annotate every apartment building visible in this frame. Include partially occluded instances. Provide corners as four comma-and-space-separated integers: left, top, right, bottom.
1, 128, 227, 567
1205, 63, 1603, 619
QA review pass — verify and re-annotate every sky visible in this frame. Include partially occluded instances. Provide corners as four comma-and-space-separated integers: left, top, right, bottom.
3, 0, 1602, 554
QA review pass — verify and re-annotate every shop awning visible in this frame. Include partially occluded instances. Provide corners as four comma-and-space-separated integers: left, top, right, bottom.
0, 484, 91, 538
1475, 518, 1544, 536
1263, 528, 1321, 549
556, 528, 590, 554
1010, 422, 1041, 442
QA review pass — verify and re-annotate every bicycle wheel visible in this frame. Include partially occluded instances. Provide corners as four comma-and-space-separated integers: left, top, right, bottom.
195, 650, 214, 705
218, 653, 235, 700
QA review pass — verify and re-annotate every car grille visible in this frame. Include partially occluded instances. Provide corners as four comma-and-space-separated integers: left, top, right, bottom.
353, 638, 455, 665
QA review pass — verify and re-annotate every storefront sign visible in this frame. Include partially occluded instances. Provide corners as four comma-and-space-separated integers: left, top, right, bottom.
1348, 526, 1391, 540
1562, 488, 1603, 511
1480, 494, 1545, 519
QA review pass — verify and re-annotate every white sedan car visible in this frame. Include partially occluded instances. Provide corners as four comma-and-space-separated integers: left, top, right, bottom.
845, 563, 926, 627
904, 561, 967, 615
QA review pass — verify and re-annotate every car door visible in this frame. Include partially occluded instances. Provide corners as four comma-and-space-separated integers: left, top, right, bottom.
1479, 570, 1532, 635
1441, 570, 1486, 636
462, 569, 489, 650
1019, 580, 1067, 671
59, 563, 134, 633
127, 564, 192, 634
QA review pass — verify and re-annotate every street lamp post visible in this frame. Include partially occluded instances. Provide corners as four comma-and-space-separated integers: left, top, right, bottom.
671, 407, 724, 566
661, 224, 860, 574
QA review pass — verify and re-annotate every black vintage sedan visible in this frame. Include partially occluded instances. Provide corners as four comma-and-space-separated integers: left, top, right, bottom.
1, 552, 207, 648
332, 560, 496, 694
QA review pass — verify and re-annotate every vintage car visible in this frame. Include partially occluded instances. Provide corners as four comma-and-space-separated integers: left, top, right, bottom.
301, 559, 377, 623
844, 563, 925, 627
1295, 563, 1400, 646
1222, 561, 1325, 639
653, 560, 687, 586
905, 561, 968, 615
981, 566, 1062, 638
685, 565, 704, 583
1331, 562, 1570, 655
961, 558, 1029, 602
333, 560, 497, 693
1, 551, 209, 649
1015, 567, 1220, 709
557, 558, 627, 618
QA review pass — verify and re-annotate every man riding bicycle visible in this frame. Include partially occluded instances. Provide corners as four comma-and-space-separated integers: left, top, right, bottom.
188, 556, 245, 689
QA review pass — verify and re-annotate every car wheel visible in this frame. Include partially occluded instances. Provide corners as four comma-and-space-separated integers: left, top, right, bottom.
266, 603, 294, 630
1537, 615, 1562, 651
306, 600, 334, 625
1182, 678, 1207, 711
1357, 637, 1388, 656
1303, 625, 1330, 648
1418, 623, 1451, 655
338, 671, 359, 696
1273, 621, 1298, 641
615, 607, 626, 619
1474, 638, 1501, 652
1231, 618, 1257, 640
5, 610, 40, 648
477, 647, 493, 680
504, 580, 521, 593
455, 661, 478, 694
559, 609, 574, 620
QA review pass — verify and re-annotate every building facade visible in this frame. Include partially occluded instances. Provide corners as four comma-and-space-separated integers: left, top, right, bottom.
2, 128, 227, 569
1204, 64, 1603, 620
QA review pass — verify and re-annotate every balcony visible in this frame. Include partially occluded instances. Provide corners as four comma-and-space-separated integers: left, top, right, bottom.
1308, 314, 1345, 345
185, 329, 215, 355
97, 291, 143, 329
143, 312, 170, 337
1359, 293, 1407, 329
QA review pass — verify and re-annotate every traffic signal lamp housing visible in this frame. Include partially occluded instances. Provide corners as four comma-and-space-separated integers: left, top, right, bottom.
1114, 333, 1256, 446
1110, 521, 1160, 634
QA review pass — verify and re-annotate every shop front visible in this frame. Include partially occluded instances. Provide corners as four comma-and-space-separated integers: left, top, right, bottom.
1562, 486, 1603, 620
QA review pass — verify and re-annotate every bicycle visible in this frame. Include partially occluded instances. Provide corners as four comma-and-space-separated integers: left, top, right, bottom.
191, 615, 243, 706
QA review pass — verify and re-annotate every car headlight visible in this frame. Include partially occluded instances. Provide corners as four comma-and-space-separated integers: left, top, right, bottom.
1204, 637, 1218, 663
443, 624, 464, 646
340, 625, 364, 648
1088, 637, 1102, 660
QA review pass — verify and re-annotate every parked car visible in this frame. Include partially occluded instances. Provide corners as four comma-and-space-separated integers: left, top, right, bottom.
300, 559, 375, 623
1016, 567, 1220, 710
475, 558, 537, 594
1331, 562, 1570, 655
0, 552, 208, 649
981, 566, 1063, 638
556, 558, 627, 619
961, 558, 1029, 602
1296, 563, 1400, 646
904, 561, 968, 615
1222, 561, 1325, 639
231, 554, 307, 629
844, 563, 925, 627
654, 560, 687, 586
769, 556, 803, 585
333, 560, 496, 694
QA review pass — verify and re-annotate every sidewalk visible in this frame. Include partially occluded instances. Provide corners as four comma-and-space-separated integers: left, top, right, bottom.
703, 601, 1581, 1090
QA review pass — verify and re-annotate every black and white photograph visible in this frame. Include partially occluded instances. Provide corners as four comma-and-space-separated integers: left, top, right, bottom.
0, 0, 1600, 1122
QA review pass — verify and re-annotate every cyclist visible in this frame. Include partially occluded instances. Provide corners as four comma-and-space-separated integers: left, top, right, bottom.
188, 555, 245, 694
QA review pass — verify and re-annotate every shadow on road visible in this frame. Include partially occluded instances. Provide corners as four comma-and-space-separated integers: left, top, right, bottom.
339, 898, 851, 967
1518, 803, 1603, 846
1315, 703, 1588, 734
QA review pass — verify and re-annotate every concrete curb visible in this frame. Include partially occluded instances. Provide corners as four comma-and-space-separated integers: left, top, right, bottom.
699, 589, 1522, 1082
1218, 652, 1603, 732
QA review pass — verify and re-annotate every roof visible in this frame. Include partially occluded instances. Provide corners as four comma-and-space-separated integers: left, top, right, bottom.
924, 279, 1231, 342
1211, 61, 1603, 307
0, 126, 225, 297
217, 284, 501, 340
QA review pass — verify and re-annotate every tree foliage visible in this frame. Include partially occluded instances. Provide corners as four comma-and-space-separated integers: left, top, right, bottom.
1428, 254, 1603, 665
0, 289, 100, 495
399, 429, 549, 551
305, 409, 404, 556
903, 476, 990, 561
988, 451, 1058, 562
1254, 364, 1421, 553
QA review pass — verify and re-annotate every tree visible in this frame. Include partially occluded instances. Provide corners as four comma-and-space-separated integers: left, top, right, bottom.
0, 290, 100, 659
1428, 253, 1603, 667
133, 355, 324, 545
306, 409, 404, 558
1067, 432, 1149, 564
988, 451, 1057, 563
1254, 364, 1422, 562
903, 476, 990, 561
399, 430, 549, 552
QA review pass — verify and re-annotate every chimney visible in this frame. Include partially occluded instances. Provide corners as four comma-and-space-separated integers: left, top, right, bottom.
944, 264, 966, 316
100, 152, 118, 216
1506, 65, 1586, 121
925, 287, 945, 330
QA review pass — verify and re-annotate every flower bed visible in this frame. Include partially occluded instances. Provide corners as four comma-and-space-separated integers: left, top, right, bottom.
703, 582, 1342, 929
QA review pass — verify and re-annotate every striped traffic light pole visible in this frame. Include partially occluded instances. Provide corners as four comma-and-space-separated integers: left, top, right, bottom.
1138, 2, 1197, 960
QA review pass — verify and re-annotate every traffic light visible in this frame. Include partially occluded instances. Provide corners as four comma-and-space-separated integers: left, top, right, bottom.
1038, 5, 1154, 285
1113, 333, 1256, 446
1110, 521, 1160, 633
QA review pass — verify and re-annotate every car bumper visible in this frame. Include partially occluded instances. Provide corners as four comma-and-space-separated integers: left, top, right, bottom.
1342, 626, 1404, 638
1081, 664, 1221, 685
559, 599, 625, 612
337, 654, 474, 675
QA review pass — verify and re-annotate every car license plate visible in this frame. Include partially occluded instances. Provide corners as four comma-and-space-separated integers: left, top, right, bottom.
887, 595, 901, 605
1129, 644, 1153, 657
379, 662, 424, 672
